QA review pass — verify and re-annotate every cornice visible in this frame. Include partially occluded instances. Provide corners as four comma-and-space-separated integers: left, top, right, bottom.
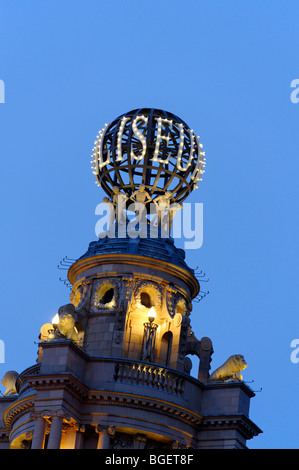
39, 338, 89, 360
68, 254, 199, 299
26, 372, 89, 399
2, 375, 261, 441
203, 381, 256, 398
200, 414, 262, 440
85, 389, 202, 428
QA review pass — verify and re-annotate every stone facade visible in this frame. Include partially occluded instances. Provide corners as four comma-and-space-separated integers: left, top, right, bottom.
0, 236, 261, 448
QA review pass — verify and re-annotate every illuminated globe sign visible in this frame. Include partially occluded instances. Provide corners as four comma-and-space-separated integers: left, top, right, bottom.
92, 108, 206, 204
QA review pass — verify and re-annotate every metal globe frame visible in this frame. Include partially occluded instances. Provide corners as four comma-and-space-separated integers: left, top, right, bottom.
92, 108, 205, 205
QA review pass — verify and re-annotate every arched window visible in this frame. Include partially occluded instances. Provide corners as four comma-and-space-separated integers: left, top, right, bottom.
159, 331, 173, 366
140, 292, 152, 308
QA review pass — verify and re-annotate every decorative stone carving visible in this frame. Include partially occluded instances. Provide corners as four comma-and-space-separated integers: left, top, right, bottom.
70, 280, 92, 309
112, 432, 133, 449
103, 196, 116, 228
1, 371, 19, 396
122, 275, 135, 306
173, 313, 182, 327
96, 424, 116, 436
166, 287, 189, 319
134, 280, 163, 310
130, 184, 152, 206
184, 333, 213, 382
168, 202, 183, 231
165, 285, 178, 318
183, 356, 192, 373
144, 438, 168, 449
30, 409, 71, 423
112, 187, 128, 224
200, 336, 213, 351
152, 192, 171, 227
70, 290, 81, 308
26, 431, 33, 439
178, 315, 191, 359
57, 313, 80, 345
208, 355, 247, 382
92, 278, 120, 310
176, 297, 188, 315
112, 276, 134, 344
113, 316, 125, 345
39, 323, 54, 342
172, 439, 186, 449
58, 303, 76, 319
20, 433, 32, 449
62, 418, 81, 433
30, 410, 52, 421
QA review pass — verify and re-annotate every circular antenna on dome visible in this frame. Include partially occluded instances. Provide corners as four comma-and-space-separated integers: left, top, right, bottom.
91, 108, 206, 204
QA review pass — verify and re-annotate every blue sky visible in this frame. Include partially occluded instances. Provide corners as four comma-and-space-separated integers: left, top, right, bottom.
0, 1, 298, 449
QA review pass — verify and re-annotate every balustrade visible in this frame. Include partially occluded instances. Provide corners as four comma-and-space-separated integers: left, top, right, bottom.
114, 360, 185, 396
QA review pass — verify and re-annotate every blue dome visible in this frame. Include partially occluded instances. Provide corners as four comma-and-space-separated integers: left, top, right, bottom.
79, 232, 194, 275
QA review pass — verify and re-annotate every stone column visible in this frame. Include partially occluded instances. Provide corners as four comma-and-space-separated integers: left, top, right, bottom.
31, 416, 47, 449
134, 433, 147, 449
74, 424, 85, 449
96, 425, 115, 449
47, 414, 64, 449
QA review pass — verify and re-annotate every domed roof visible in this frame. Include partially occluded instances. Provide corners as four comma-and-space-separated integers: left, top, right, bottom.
78, 231, 194, 275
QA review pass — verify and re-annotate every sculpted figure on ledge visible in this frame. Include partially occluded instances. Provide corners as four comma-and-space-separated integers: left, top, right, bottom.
208, 354, 247, 382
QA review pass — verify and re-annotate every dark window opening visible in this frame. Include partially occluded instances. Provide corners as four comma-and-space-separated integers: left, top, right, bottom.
100, 288, 114, 305
160, 331, 173, 367
141, 292, 152, 308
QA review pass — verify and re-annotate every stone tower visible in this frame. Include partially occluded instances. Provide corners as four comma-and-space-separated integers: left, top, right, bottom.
0, 108, 261, 449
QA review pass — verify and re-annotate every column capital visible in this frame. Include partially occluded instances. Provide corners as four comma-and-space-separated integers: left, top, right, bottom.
30, 409, 70, 422
30, 410, 51, 421
96, 424, 115, 437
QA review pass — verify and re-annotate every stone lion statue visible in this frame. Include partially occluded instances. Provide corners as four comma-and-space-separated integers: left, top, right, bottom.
208, 355, 247, 382
1, 370, 19, 396
58, 313, 80, 344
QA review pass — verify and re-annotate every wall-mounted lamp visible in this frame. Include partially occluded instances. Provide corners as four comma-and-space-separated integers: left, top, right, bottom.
141, 307, 158, 362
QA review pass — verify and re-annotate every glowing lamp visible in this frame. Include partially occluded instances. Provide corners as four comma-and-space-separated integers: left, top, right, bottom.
148, 307, 156, 323
52, 314, 59, 327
